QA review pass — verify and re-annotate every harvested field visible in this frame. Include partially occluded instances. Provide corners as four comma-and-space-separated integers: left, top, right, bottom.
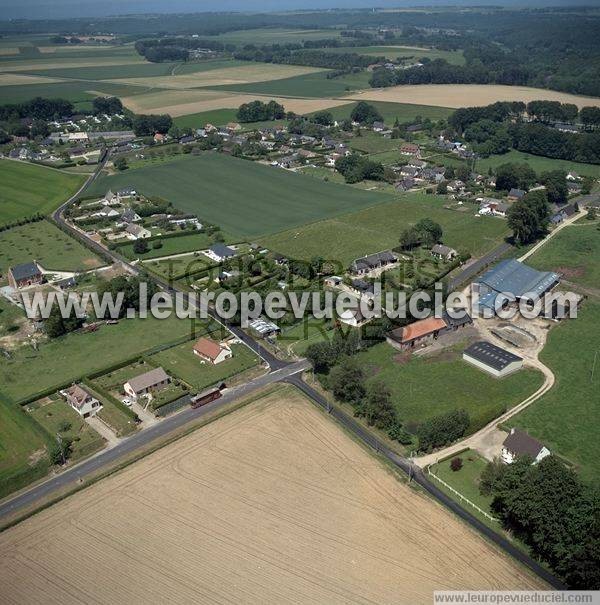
122, 89, 352, 117
0, 73, 63, 86
106, 63, 326, 89
347, 84, 600, 109
0, 48, 19, 56
0, 388, 544, 602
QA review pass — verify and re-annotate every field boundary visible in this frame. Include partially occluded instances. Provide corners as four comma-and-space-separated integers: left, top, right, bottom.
427, 465, 499, 523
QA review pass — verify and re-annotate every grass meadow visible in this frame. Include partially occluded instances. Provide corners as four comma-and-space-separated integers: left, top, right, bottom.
0, 220, 102, 275
355, 341, 544, 434
0, 160, 85, 225
527, 224, 600, 290
321, 100, 453, 124
85, 153, 392, 238
260, 193, 510, 266
0, 315, 197, 403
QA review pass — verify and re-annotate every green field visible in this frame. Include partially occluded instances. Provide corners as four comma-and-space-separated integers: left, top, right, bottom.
509, 308, 600, 485
260, 193, 510, 266
348, 131, 404, 153
319, 101, 453, 124
475, 150, 600, 179
205, 28, 343, 45
173, 108, 239, 130
323, 45, 465, 65
0, 160, 85, 225
0, 79, 144, 106
354, 341, 544, 433
0, 315, 197, 403
213, 70, 372, 97
85, 153, 393, 239
0, 395, 51, 496
29, 398, 105, 462
527, 225, 600, 290
430, 451, 493, 511
0, 220, 102, 275
150, 341, 260, 390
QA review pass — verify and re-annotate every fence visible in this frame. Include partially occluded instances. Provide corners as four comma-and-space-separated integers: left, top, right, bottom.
427, 466, 499, 523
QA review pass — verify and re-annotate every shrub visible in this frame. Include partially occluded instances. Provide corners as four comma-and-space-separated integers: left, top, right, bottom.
450, 457, 463, 471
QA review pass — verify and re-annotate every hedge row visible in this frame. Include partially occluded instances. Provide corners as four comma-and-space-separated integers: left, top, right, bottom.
154, 395, 191, 417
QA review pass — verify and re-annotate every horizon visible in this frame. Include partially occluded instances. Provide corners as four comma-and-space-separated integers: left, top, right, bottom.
1, 0, 598, 21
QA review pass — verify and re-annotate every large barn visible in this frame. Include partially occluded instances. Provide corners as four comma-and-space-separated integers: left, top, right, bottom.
474, 259, 559, 314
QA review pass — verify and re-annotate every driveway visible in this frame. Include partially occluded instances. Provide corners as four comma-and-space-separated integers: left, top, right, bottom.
85, 415, 120, 448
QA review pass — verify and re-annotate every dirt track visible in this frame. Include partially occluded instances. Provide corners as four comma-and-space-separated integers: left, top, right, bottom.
348, 84, 600, 109
0, 388, 545, 603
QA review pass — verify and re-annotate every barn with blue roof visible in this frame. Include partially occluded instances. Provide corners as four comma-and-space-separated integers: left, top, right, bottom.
474, 259, 559, 313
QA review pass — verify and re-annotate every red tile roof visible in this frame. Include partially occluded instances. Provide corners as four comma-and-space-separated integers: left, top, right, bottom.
193, 337, 224, 361
398, 317, 447, 343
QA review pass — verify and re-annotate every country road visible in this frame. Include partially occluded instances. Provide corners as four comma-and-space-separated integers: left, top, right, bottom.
0, 146, 565, 589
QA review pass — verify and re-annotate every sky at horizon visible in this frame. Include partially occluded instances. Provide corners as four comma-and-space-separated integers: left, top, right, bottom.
0, 0, 593, 21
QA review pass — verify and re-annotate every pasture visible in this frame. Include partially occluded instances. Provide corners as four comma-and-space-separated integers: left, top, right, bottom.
319, 100, 453, 124
0, 221, 102, 274
0, 388, 545, 601
475, 150, 600, 179
259, 193, 510, 265
345, 84, 600, 109
354, 342, 544, 434
324, 45, 465, 65
0, 315, 195, 403
0, 395, 50, 498
85, 153, 392, 238
0, 160, 85, 225
106, 63, 327, 90
213, 70, 372, 98
527, 224, 600, 290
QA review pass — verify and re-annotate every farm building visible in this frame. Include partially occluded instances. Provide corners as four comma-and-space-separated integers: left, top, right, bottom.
206, 243, 236, 263
350, 250, 397, 275
474, 259, 560, 314
193, 337, 232, 365
124, 367, 170, 400
61, 384, 102, 418
386, 316, 447, 351
462, 341, 523, 378
248, 318, 280, 339
8, 261, 43, 289
501, 428, 550, 464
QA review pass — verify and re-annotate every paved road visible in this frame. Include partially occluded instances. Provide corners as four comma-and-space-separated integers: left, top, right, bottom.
0, 360, 309, 520
285, 375, 565, 590
30, 148, 564, 589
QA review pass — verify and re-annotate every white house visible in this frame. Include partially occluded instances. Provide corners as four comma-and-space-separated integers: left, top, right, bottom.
501, 428, 551, 464
125, 223, 151, 239
205, 243, 236, 263
62, 384, 102, 418
124, 367, 170, 400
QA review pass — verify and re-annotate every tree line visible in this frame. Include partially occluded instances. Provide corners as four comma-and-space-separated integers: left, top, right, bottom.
481, 456, 600, 589
236, 100, 285, 123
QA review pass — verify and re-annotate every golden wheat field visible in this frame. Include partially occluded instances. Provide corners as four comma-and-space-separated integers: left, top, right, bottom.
122, 89, 353, 116
0, 388, 545, 604
349, 84, 600, 109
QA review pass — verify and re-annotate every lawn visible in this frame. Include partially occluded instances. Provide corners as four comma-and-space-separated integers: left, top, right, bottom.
0, 315, 197, 403
527, 224, 600, 290
508, 302, 600, 485
475, 149, 600, 179
29, 398, 105, 462
173, 108, 239, 130
0, 220, 102, 275
117, 232, 217, 260
84, 153, 393, 239
0, 160, 85, 225
430, 450, 493, 512
354, 341, 544, 433
348, 131, 404, 153
150, 342, 260, 391
259, 193, 510, 266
